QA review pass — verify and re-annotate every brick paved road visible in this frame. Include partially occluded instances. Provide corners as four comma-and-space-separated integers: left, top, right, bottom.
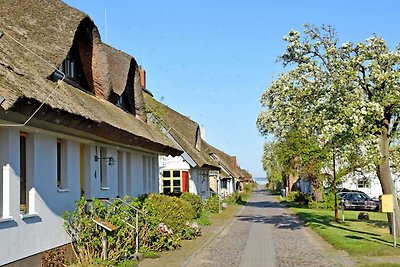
185, 186, 352, 267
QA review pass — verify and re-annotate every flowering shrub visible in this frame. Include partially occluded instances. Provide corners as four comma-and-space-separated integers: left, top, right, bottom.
64, 193, 203, 261
140, 194, 200, 250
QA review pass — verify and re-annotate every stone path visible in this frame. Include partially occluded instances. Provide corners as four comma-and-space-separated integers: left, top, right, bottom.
184, 186, 353, 267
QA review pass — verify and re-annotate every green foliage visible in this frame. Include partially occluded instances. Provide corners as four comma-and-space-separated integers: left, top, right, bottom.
204, 194, 220, 213
243, 183, 257, 194
141, 194, 199, 249
194, 210, 211, 226
286, 191, 312, 205
180, 192, 203, 218
308, 192, 335, 210
63, 197, 142, 265
64, 193, 203, 263
262, 142, 285, 190
257, 23, 400, 180
225, 191, 246, 205
291, 207, 400, 257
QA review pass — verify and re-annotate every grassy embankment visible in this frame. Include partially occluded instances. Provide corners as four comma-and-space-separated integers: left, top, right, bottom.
281, 197, 400, 257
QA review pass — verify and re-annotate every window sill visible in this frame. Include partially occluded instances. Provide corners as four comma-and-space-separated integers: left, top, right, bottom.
101, 187, 110, 190
20, 212, 38, 219
57, 188, 70, 193
0, 216, 13, 223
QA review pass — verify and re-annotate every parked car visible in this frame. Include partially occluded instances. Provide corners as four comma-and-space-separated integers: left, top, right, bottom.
339, 192, 380, 211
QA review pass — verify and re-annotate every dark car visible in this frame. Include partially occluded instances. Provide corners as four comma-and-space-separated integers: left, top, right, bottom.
339, 192, 380, 211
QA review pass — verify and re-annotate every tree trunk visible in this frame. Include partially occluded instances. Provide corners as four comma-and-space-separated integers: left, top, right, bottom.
310, 175, 323, 202
377, 126, 400, 236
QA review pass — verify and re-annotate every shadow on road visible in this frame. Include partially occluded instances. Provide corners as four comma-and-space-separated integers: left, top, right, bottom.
236, 213, 303, 230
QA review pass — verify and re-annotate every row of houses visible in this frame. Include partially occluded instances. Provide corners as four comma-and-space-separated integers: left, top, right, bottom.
0, 0, 252, 265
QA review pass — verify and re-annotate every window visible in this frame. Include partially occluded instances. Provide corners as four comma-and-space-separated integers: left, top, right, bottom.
20, 132, 27, 214
116, 92, 132, 113
56, 138, 69, 190
99, 147, 108, 188
357, 178, 370, 188
53, 41, 90, 91
162, 170, 183, 194
57, 139, 62, 188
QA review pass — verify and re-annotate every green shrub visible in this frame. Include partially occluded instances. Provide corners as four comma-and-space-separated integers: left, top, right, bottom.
142, 194, 199, 244
287, 191, 312, 205
63, 197, 142, 265
225, 191, 246, 205
64, 194, 202, 260
180, 192, 203, 218
243, 183, 256, 194
308, 192, 335, 210
204, 194, 220, 213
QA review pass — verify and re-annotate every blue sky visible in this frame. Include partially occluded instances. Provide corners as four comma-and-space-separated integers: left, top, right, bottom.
63, 0, 400, 177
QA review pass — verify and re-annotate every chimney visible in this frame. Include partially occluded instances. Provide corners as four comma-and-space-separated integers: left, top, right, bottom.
139, 66, 146, 89
232, 156, 238, 172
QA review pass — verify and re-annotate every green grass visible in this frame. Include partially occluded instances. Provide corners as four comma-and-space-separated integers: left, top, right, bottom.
361, 264, 400, 267
194, 211, 211, 226
291, 207, 400, 256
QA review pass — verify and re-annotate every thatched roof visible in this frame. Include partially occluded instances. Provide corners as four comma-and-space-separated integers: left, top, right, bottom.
202, 140, 243, 180
103, 44, 146, 121
0, 0, 181, 155
143, 92, 218, 169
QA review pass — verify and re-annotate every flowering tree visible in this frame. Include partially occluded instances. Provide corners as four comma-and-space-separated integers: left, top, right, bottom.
257, 24, 400, 234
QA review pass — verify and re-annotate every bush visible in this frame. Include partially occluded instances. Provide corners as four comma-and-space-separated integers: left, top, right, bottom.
225, 191, 246, 205
287, 191, 312, 205
64, 194, 202, 261
243, 183, 256, 194
204, 194, 220, 213
180, 192, 203, 218
63, 197, 142, 265
141, 194, 199, 246
308, 192, 335, 210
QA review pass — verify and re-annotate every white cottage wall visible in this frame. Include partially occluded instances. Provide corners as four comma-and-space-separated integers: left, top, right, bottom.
131, 152, 144, 197
0, 126, 163, 265
0, 130, 81, 266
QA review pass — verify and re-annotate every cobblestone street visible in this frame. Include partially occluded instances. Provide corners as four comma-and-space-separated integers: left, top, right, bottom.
184, 186, 353, 267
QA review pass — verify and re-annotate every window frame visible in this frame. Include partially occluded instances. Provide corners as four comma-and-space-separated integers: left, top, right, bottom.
99, 147, 108, 189
162, 170, 183, 194
19, 132, 28, 214
56, 138, 69, 192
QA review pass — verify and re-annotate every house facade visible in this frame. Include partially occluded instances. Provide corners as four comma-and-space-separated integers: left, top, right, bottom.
0, 0, 180, 265
143, 92, 220, 199
203, 141, 242, 197
340, 172, 400, 199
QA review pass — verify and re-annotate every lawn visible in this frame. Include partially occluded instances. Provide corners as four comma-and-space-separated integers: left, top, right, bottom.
290, 206, 400, 256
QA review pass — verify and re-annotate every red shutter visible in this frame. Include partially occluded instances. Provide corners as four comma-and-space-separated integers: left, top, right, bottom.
182, 171, 189, 192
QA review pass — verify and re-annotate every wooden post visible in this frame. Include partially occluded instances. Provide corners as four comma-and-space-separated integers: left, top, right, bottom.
333, 150, 338, 222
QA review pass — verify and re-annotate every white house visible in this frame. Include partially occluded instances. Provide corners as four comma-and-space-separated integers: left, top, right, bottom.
0, 1, 181, 265
202, 140, 240, 197
143, 92, 220, 200
340, 172, 400, 199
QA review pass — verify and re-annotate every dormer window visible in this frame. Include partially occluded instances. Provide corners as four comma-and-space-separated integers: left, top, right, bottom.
195, 127, 201, 151
116, 91, 131, 112
53, 41, 90, 92
60, 48, 78, 81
